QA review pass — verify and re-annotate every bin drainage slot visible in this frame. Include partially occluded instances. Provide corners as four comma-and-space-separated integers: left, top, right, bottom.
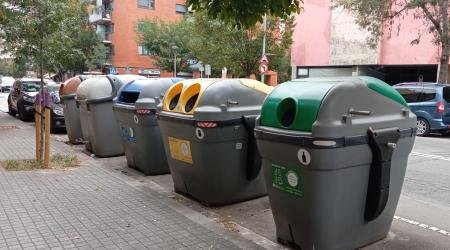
169, 93, 181, 110
185, 94, 199, 113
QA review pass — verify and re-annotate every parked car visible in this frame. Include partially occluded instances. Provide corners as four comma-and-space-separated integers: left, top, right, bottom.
7, 78, 65, 131
394, 82, 450, 136
0, 76, 15, 92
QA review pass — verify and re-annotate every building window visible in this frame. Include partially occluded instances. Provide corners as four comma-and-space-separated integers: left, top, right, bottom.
297, 68, 309, 78
138, 45, 150, 55
107, 24, 115, 33
175, 4, 186, 14
138, 0, 155, 9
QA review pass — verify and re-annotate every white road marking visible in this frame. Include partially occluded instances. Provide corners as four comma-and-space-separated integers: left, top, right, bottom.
411, 152, 450, 161
394, 215, 450, 237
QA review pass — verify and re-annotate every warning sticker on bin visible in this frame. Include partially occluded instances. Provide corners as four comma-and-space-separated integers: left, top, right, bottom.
168, 137, 193, 164
272, 164, 303, 197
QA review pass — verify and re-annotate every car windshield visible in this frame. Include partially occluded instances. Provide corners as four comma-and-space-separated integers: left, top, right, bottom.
22, 82, 41, 92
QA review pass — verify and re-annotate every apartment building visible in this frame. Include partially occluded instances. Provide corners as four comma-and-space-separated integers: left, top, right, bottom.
89, 0, 186, 76
291, 0, 445, 84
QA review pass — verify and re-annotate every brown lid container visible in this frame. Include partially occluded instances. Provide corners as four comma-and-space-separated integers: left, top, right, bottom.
60, 76, 83, 96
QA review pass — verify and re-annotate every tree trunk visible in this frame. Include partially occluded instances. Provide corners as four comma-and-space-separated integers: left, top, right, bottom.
438, 43, 449, 83
438, 0, 449, 83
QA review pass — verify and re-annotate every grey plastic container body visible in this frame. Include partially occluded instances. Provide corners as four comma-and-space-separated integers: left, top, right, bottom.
61, 94, 83, 144
255, 78, 416, 250
77, 75, 146, 157
158, 79, 270, 206
113, 78, 180, 175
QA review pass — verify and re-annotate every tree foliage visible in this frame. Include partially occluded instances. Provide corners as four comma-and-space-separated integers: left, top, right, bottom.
0, 59, 26, 77
137, 19, 197, 73
0, 0, 106, 75
137, 13, 294, 81
187, 0, 302, 28
333, 0, 450, 82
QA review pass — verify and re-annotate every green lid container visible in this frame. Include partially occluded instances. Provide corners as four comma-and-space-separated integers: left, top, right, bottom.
260, 76, 408, 132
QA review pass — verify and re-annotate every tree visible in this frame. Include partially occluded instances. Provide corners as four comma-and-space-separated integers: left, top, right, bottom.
136, 19, 197, 74
333, 0, 450, 83
136, 13, 295, 81
187, 0, 302, 27
0, 59, 26, 77
0, 0, 105, 76
0, 0, 103, 165
189, 13, 294, 80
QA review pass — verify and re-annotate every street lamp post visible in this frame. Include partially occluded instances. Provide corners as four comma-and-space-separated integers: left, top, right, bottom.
172, 45, 179, 77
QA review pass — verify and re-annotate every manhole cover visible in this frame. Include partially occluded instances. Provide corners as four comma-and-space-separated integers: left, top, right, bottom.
0, 125, 19, 130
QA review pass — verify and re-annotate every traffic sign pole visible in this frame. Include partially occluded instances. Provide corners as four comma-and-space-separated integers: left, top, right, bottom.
261, 14, 267, 83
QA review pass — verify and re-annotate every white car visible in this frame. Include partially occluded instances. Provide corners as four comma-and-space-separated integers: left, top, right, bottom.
0, 76, 15, 92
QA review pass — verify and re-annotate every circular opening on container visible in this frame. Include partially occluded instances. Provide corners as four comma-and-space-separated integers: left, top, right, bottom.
164, 83, 183, 111
277, 97, 297, 127
185, 94, 199, 113
181, 83, 201, 114
169, 93, 180, 110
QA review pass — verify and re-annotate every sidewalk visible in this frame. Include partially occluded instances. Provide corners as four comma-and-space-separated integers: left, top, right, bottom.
0, 113, 260, 250
1, 109, 449, 250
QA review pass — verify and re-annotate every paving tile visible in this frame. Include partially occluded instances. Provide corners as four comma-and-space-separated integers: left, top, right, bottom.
0, 112, 246, 250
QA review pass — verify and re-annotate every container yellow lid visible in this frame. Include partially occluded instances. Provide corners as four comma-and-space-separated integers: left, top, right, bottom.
163, 78, 220, 114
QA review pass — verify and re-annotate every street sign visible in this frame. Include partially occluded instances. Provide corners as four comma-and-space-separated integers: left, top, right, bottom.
259, 64, 268, 74
259, 54, 269, 74
110, 67, 118, 75
260, 54, 269, 64
205, 64, 211, 76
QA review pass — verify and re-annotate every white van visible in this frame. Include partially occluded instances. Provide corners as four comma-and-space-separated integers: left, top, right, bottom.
0, 76, 15, 92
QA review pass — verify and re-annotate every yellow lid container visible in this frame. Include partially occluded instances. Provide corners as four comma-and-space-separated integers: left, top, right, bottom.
163, 78, 220, 114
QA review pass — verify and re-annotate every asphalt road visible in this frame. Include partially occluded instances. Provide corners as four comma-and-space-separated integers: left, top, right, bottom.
1, 91, 449, 249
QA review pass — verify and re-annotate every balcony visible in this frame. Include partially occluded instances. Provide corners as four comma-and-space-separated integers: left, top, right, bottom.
89, 8, 112, 25
97, 31, 112, 44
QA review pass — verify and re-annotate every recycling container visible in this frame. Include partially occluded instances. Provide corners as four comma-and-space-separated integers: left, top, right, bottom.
76, 74, 146, 157
158, 78, 273, 206
113, 78, 182, 175
60, 75, 87, 144
255, 76, 417, 250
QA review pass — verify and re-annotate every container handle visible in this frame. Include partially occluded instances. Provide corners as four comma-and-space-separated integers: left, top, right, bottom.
364, 127, 401, 222
242, 115, 263, 181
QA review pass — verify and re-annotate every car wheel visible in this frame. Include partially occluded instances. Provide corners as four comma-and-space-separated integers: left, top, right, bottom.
8, 101, 17, 116
416, 118, 430, 137
17, 103, 27, 121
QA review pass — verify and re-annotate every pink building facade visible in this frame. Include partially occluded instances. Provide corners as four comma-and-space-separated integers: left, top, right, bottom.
291, 0, 445, 84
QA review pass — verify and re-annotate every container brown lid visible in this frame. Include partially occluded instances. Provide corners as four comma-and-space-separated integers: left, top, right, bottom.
60, 76, 83, 96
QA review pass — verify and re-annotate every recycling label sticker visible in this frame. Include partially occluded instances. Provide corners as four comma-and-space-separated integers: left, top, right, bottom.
168, 137, 193, 164
272, 164, 304, 197
121, 126, 137, 143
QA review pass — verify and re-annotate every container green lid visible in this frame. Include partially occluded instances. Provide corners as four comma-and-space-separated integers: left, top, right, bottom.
259, 77, 408, 132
